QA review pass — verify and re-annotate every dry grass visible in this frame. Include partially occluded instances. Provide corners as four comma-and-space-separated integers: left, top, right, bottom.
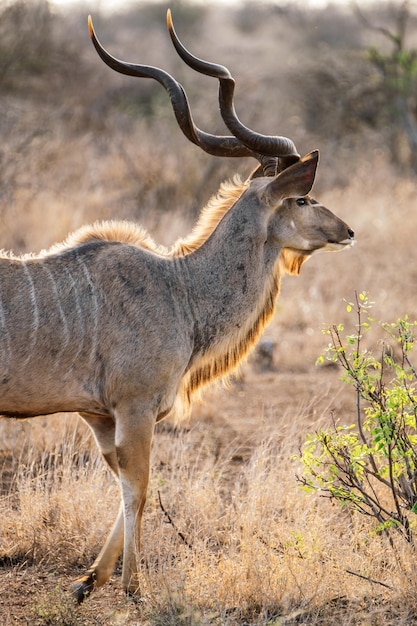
3, 387, 417, 624
2, 1, 417, 624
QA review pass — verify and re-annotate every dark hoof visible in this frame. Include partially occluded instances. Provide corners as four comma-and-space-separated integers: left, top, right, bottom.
71, 572, 96, 604
125, 590, 144, 605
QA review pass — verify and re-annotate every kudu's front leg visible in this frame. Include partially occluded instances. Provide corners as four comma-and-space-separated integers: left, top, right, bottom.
72, 505, 124, 602
72, 410, 154, 601
116, 408, 155, 596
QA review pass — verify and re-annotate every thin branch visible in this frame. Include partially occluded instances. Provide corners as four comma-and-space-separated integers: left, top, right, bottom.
353, 1, 408, 52
157, 490, 193, 550
404, 352, 417, 380
345, 568, 395, 590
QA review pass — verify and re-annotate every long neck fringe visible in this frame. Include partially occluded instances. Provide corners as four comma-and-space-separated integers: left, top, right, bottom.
181, 271, 281, 406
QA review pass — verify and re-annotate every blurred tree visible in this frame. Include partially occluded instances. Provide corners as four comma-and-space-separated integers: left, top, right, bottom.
0, 0, 86, 97
0, 1, 54, 86
357, 0, 417, 171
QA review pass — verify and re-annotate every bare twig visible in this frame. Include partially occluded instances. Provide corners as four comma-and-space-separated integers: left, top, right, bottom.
157, 490, 193, 550
345, 568, 395, 591
353, 0, 409, 52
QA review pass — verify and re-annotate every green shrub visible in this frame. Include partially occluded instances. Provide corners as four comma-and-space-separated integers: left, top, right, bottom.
298, 292, 417, 544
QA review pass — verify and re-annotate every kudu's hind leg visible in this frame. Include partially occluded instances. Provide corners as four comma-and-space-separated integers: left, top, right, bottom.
72, 414, 124, 603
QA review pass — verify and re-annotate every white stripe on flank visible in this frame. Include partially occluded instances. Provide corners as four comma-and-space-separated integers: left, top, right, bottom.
76, 254, 99, 365
0, 283, 11, 375
42, 264, 70, 351
21, 261, 39, 365
64, 265, 86, 364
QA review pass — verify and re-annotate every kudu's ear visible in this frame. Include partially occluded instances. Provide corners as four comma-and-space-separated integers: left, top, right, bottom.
261, 150, 319, 206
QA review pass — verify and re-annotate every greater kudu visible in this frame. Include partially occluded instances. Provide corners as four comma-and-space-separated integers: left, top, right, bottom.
2, 11, 355, 600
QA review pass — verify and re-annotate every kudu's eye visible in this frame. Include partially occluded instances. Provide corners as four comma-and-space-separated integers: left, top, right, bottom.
296, 197, 307, 206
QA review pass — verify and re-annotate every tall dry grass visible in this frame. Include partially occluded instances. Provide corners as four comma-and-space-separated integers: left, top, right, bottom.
3, 400, 417, 624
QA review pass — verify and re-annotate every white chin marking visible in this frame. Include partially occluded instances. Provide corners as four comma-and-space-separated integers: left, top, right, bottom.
309, 239, 355, 254
324, 239, 356, 251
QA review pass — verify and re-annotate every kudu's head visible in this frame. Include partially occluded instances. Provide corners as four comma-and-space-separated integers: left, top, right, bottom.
253, 150, 355, 270
87, 10, 355, 272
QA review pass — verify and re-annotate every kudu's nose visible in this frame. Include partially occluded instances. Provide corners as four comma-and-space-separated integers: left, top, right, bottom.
348, 228, 354, 239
